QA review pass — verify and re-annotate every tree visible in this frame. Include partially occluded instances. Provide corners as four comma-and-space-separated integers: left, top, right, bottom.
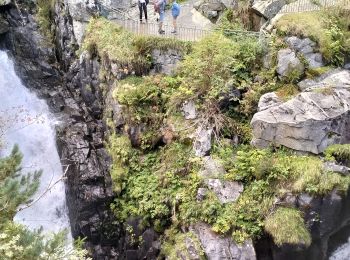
0, 145, 90, 260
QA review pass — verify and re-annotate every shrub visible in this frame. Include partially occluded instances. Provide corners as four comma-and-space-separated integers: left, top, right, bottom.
264, 207, 311, 247
324, 144, 350, 166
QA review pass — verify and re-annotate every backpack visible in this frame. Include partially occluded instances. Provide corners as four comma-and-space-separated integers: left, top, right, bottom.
171, 2, 180, 17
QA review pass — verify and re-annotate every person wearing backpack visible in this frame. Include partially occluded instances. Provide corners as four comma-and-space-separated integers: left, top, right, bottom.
138, 0, 148, 23
154, 0, 166, 34
171, 0, 180, 34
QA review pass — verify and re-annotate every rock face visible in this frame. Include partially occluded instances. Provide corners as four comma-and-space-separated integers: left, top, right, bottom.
182, 100, 197, 120
205, 179, 243, 203
1, 4, 121, 259
150, 49, 183, 75
277, 48, 304, 78
285, 36, 324, 69
192, 222, 256, 260
256, 190, 350, 260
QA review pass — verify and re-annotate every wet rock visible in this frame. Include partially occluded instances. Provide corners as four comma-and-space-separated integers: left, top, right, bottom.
277, 48, 304, 78
251, 86, 350, 154
258, 92, 282, 111
192, 222, 256, 260
324, 161, 350, 175
298, 69, 350, 92
193, 126, 212, 157
182, 100, 197, 120
206, 178, 243, 203
252, 0, 287, 19
345, 63, 350, 70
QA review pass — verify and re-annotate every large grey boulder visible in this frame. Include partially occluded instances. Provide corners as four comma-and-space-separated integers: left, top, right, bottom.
298, 69, 350, 92
252, 0, 287, 19
192, 222, 256, 260
251, 85, 350, 154
277, 48, 305, 78
285, 36, 324, 69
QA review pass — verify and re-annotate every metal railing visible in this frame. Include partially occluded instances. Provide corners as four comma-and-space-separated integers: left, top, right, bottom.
280, 0, 350, 13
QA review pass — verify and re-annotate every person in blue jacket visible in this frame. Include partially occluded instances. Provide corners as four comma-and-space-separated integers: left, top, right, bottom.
171, 0, 180, 34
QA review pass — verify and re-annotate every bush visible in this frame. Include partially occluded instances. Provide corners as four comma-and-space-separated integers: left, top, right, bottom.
324, 144, 350, 166
264, 207, 311, 247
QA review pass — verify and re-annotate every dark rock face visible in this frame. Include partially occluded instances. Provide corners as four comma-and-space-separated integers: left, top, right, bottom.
0, 4, 121, 259
256, 190, 350, 260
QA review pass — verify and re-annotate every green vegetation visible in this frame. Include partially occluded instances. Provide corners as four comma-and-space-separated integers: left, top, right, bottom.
97, 10, 350, 255
36, 0, 56, 42
325, 144, 350, 165
264, 207, 311, 246
0, 146, 89, 259
82, 18, 191, 73
275, 8, 350, 66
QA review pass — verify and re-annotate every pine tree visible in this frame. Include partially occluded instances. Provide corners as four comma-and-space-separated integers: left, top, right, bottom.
0, 145, 90, 260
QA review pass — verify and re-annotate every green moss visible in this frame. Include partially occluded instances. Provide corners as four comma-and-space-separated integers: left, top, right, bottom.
161, 229, 205, 260
265, 207, 311, 247
324, 144, 350, 165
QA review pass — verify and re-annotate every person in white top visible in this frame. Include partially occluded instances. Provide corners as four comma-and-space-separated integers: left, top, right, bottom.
138, 0, 148, 23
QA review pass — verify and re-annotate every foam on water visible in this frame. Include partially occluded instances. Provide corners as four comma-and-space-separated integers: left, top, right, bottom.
0, 51, 71, 238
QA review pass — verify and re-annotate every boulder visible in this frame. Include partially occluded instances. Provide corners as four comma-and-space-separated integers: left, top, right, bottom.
345, 63, 350, 70
194, 0, 225, 21
285, 36, 324, 69
258, 92, 282, 111
193, 126, 212, 157
192, 222, 256, 260
251, 86, 350, 154
206, 178, 243, 203
298, 69, 350, 92
277, 48, 305, 78
197, 188, 208, 201
182, 100, 197, 120
252, 0, 287, 20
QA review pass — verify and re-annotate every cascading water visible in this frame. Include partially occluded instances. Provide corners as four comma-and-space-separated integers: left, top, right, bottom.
0, 50, 71, 238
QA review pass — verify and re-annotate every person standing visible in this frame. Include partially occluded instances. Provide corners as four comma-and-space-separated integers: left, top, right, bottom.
171, 0, 180, 34
155, 0, 166, 34
138, 0, 148, 23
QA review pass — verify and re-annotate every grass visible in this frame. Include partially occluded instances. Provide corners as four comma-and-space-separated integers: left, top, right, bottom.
325, 144, 350, 165
275, 8, 350, 65
82, 18, 191, 73
265, 207, 311, 246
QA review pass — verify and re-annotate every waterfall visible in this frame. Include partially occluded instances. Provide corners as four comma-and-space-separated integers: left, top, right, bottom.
0, 51, 71, 239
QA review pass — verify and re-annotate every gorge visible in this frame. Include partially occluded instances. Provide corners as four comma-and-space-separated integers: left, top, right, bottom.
1, 0, 350, 259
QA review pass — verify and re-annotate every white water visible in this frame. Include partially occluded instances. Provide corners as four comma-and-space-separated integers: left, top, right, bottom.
0, 51, 71, 238
330, 238, 350, 260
